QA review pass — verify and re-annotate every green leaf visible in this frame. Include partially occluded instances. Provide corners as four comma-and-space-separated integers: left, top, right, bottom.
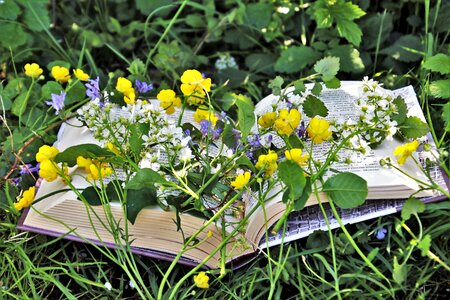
278, 160, 307, 208
391, 96, 407, 124
234, 93, 255, 141
41, 81, 63, 99
303, 95, 328, 118
135, 0, 173, 17
314, 56, 340, 81
324, 77, 341, 89
245, 3, 273, 30
275, 46, 320, 74
311, 82, 323, 96
55, 144, 115, 167
222, 123, 237, 149
125, 168, 167, 190
47, 61, 71, 71
381, 35, 422, 62
293, 178, 312, 210
360, 13, 393, 50
185, 14, 205, 28
442, 102, 450, 132
292, 80, 305, 95
235, 156, 256, 173
128, 123, 148, 157
245, 53, 276, 74
393, 256, 408, 285
0, 23, 27, 48
429, 79, 450, 99
328, 45, 364, 73
79, 180, 122, 206
422, 54, 450, 75
23, 0, 51, 32
10, 91, 28, 117
401, 197, 425, 221
0, 0, 21, 20
417, 234, 431, 257
65, 81, 87, 105
127, 59, 146, 76
323, 172, 368, 209
126, 187, 158, 224
399, 116, 429, 139
268, 76, 284, 96
336, 18, 363, 46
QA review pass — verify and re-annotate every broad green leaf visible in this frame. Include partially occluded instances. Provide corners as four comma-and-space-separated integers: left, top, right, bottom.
185, 14, 205, 28
127, 59, 146, 76
55, 144, 115, 166
0, 23, 27, 48
0, 0, 21, 20
335, 1, 366, 20
306, 230, 329, 249
41, 81, 63, 99
268, 76, 284, 96
381, 35, 422, 62
245, 53, 276, 74
328, 45, 364, 73
23, 0, 51, 32
126, 187, 158, 224
129, 123, 148, 157
417, 234, 431, 257
393, 256, 407, 285
235, 93, 255, 141
442, 102, 450, 132
360, 12, 393, 50
293, 177, 312, 210
235, 156, 256, 172
401, 197, 425, 221
222, 123, 237, 149
303, 95, 328, 118
429, 79, 450, 99
336, 18, 363, 46
11, 91, 28, 117
324, 77, 341, 89
399, 116, 429, 139
65, 81, 87, 105
126, 168, 167, 190
391, 96, 407, 124
314, 56, 340, 81
135, 0, 173, 17
245, 3, 273, 30
279, 160, 307, 208
47, 61, 71, 71
422, 54, 450, 75
275, 46, 320, 74
323, 172, 368, 209
79, 180, 122, 206
311, 82, 323, 96
292, 80, 305, 95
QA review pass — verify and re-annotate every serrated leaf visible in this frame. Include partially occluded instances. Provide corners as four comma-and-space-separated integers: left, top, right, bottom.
392, 96, 407, 124
311, 82, 322, 96
429, 79, 450, 98
324, 77, 341, 89
55, 144, 115, 167
393, 256, 408, 285
399, 116, 429, 139
417, 234, 431, 257
0, 0, 21, 20
303, 95, 328, 118
401, 197, 425, 221
422, 54, 450, 75
0, 23, 27, 48
336, 18, 363, 46
292, 80, 305, 95
323, 172, 368, 209
275, 46, 320, 74
235, 94, 255, 141
268, 76, 284, 96
278, 160, 306, 207
328, 45, 364, 73
442, 102, 450, 132
314, 57, 340, 81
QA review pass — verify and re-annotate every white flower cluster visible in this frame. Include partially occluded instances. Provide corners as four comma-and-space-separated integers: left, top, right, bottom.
215, 53, 238, 71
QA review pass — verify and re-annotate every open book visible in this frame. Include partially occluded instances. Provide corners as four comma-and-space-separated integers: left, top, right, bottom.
17, 81, 448, 269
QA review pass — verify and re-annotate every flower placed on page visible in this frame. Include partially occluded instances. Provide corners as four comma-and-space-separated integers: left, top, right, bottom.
156, 89, 182, 114
393, 140, 419, 165
24, 63, 43, 78
36, 145, 59, 162
193, 271, 210, 289
180, 69, 211, 105
274, 109, 301, 136
193, 107, 218, 126
307, 117, 332, 144
51, 66, 70, 83
285, 148, 309, 166
255, 151, 278, 176
258, 111, 277, 128
230, 171, 251, 190
115, 77, 136, 105
77, 156, 112, 180
45, 91, 66, 114
73, 68, 89, 81
14, 186, 35, 211
39, 159, 62, 182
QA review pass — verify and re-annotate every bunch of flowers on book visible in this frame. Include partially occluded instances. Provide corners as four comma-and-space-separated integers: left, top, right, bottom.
14, 62, 447, 239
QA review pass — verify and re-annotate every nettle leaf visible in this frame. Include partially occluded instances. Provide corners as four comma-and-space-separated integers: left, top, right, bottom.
392, 96, 407, 124
275, 46, 320, 74
417, 234, 431, 257
126, 188, 158, 224
278, 160, 307, 208
422, 54, 450, 75
126, 168, 167, 190
55, 144, 115, 166
311, 82, 323, 96
336, 18, 363, 46
268, 76, 284, 96
324, 77, 341, 89
303, 95, 328, 118
323, 172, 368, 209
41, 81, 63, 99
393, 256, 408, 285
314, 56, 340, 81
399, 116, 429, 139
429, 79, 450, 99
292, 80, 306, 95
401, 197, 425, 221
443, 102, 450, 132
235, 94, 255, 141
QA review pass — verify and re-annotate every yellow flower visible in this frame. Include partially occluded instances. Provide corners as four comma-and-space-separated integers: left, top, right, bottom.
51, 66, 70, 83
39, 159, 61, 182
307, 117, 332, 144
14, 186, 35, 211
258, 112, 277, 128
73, 68, 89, 81
285, 148, 309, 166
36, 145, 59, 163
207, 230, 213, 238
255, 151, 278, 176
76, 156, 93, 173
394, 140, 419, 165
193, 107, 218, 125
156, 89, 182, 114
180, 69, 212, 105
230, 171, 251, 190
193, 272, 209, 289
106, 142, 121, 155
116, 77, 136, 105
24, 63, 43, 78
88, 163, 112, 180
274, 109, 301, 136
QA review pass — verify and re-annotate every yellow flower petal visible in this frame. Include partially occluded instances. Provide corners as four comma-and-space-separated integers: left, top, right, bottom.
73, 68, 89, 81
24, 63, 43, 78
51, 66, 70, 83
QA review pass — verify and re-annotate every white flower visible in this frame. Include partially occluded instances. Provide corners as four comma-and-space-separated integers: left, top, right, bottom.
179, 147, 192, 162
129, 280, 136, 289
210, 163, 222, 174
104, 282, 112, 291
